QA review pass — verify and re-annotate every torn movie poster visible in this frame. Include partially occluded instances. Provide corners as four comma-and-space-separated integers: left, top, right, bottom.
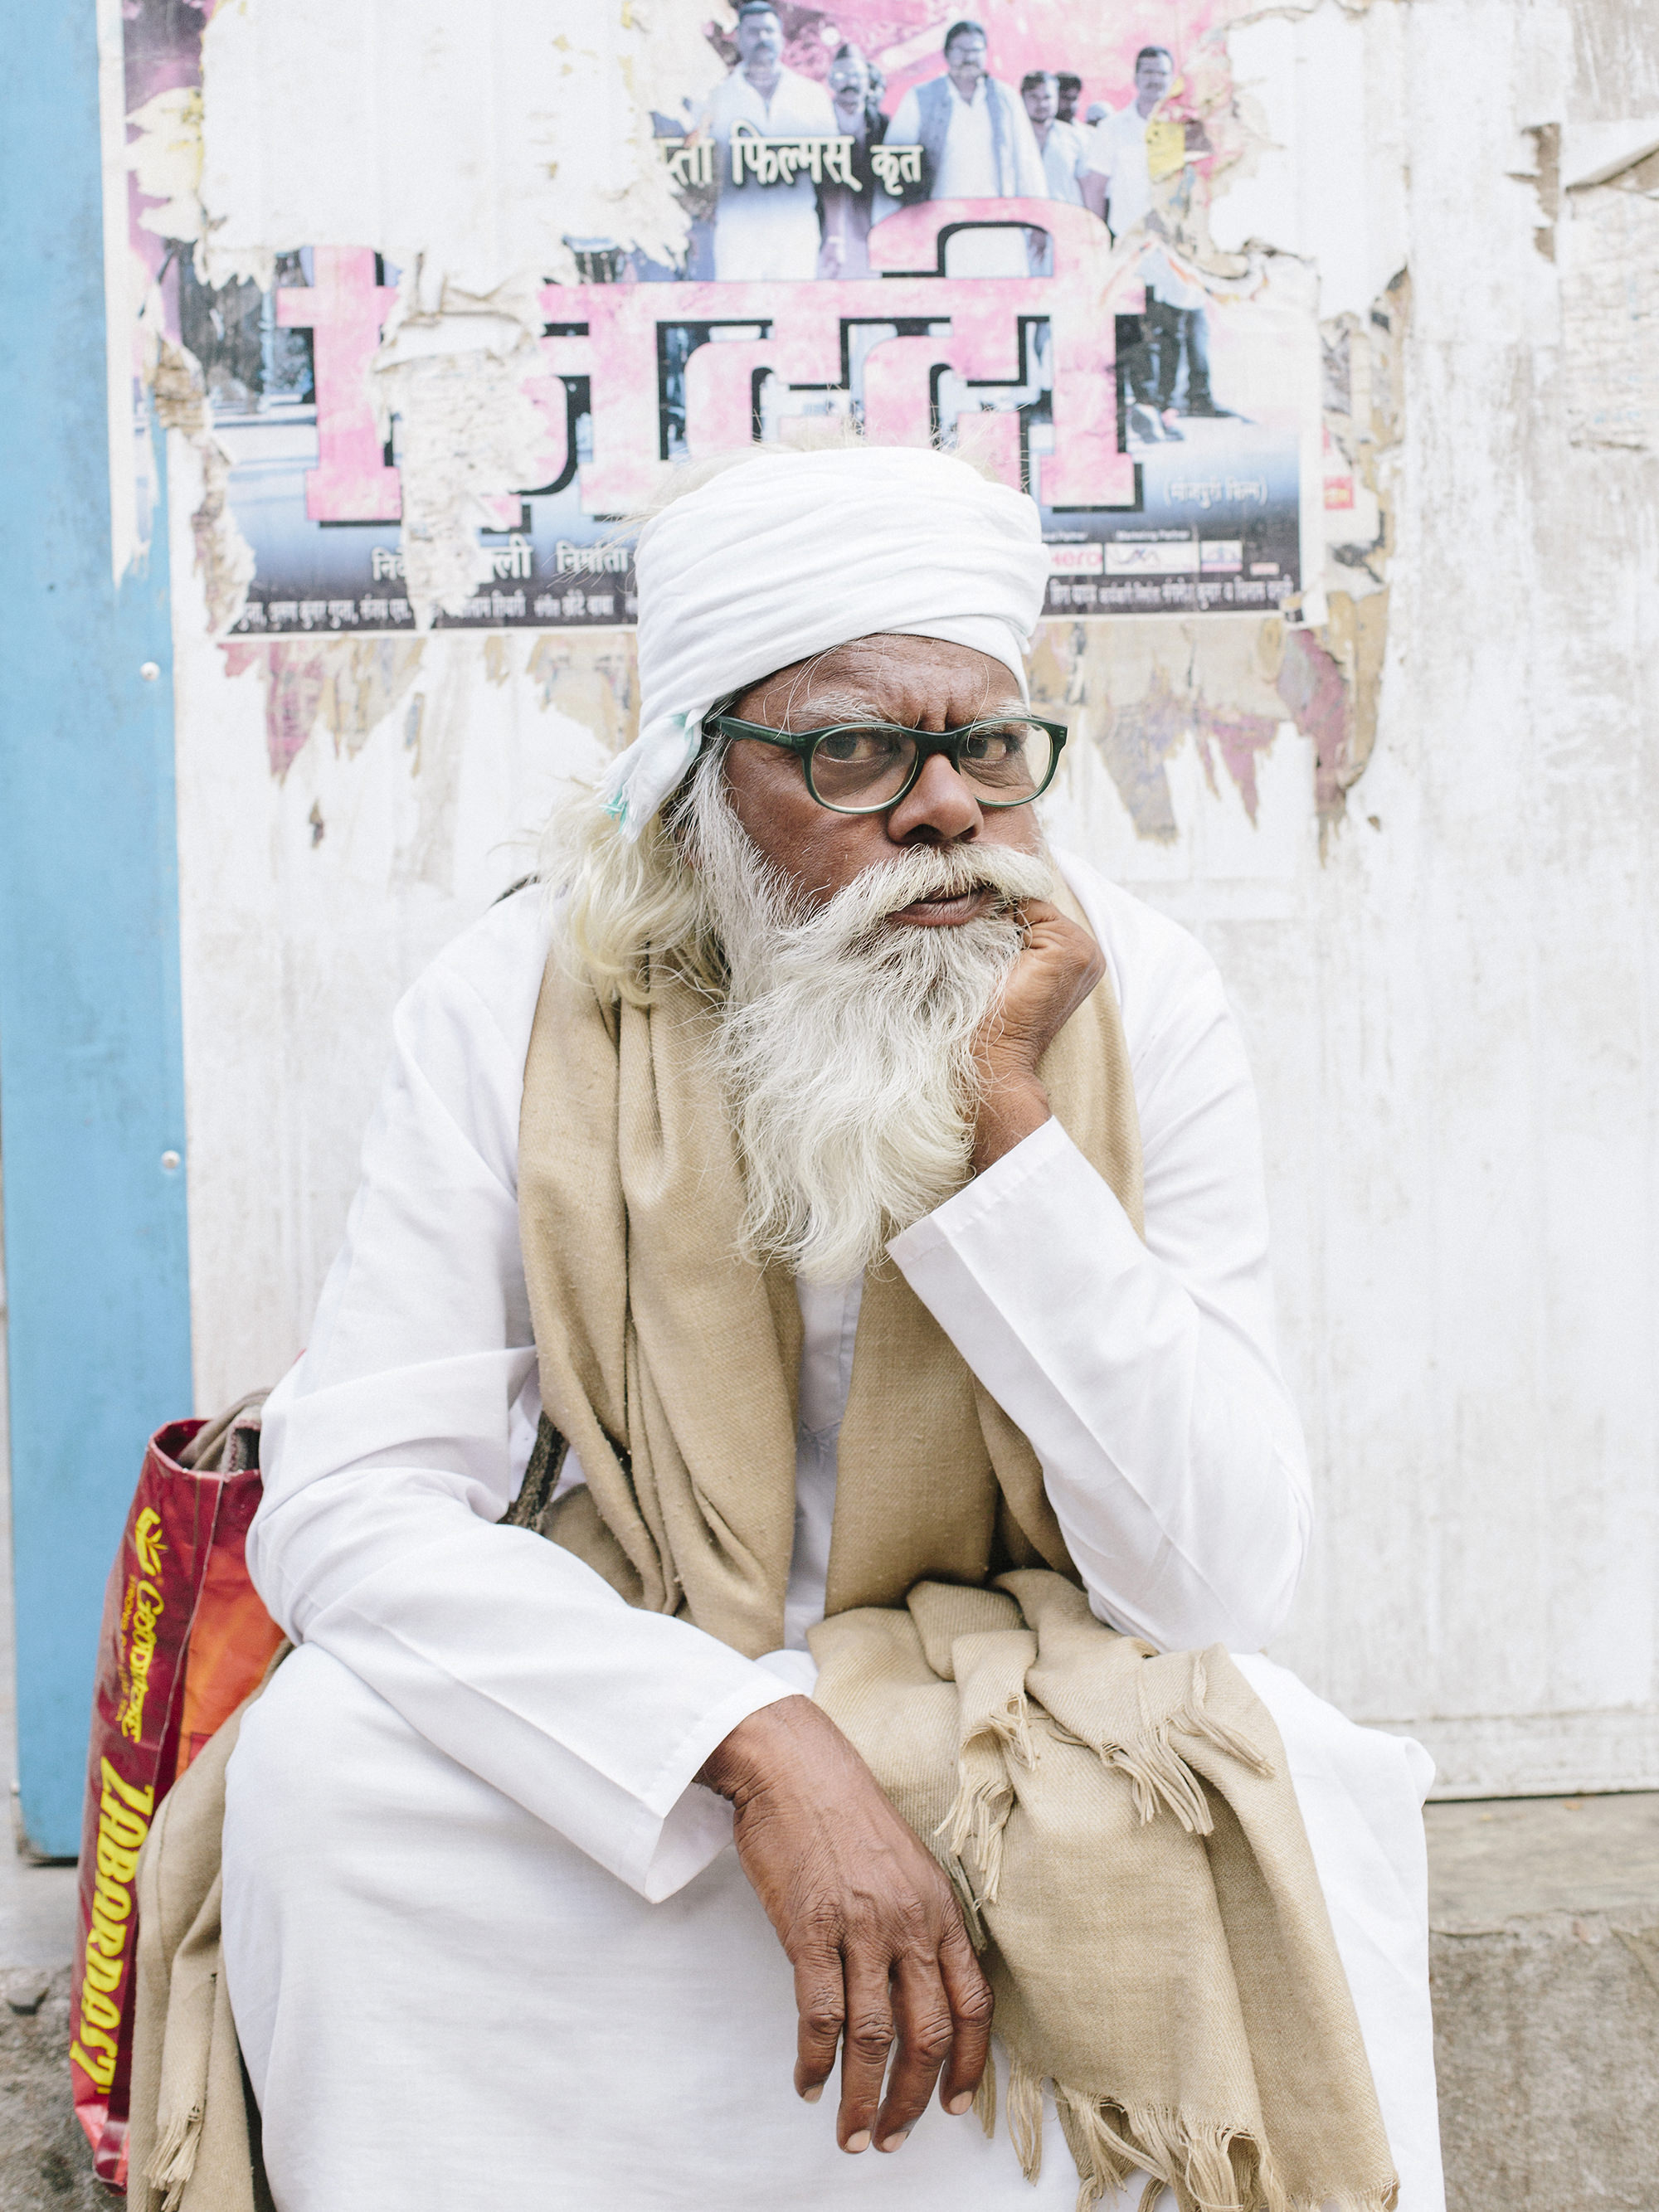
115, 1, 1316, 638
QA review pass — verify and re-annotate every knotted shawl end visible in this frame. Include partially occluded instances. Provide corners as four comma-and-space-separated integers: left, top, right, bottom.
1083, 1652, 1275, 1835
1178, 1652, 1276, 1782
937, 1685, 1036, 1906
1053, 2082, 1147, 2209
1006, 2051, 1047, 2183
147, 2098, 204, 2212
972, 2039, 998, 2137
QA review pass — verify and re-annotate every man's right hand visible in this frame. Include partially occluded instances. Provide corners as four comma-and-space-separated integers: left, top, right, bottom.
697, 1694, 993, 2155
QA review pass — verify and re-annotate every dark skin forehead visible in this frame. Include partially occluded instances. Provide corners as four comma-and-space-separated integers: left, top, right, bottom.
735, 632, 1021, 734
718, 633, 1043, 910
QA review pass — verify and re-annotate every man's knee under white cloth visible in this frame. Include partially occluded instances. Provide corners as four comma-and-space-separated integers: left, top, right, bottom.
221, 1641, 1443, 2212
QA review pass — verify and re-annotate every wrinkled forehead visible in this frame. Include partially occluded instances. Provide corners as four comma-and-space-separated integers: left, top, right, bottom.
735, 634, 1026, 729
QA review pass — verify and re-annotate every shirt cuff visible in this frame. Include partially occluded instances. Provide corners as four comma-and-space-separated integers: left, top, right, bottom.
888, 1112, 1125, 1269
637, 1669, 800, 1902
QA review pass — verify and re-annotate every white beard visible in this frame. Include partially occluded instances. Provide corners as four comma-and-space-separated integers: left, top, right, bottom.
685, 766, 1057, 1284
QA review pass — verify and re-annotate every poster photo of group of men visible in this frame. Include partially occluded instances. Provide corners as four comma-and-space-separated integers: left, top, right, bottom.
687, 7, 1223, 450
121, 0, 1314, 636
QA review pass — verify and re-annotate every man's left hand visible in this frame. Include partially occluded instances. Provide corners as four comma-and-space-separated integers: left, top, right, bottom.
971, 899, 1106, 1171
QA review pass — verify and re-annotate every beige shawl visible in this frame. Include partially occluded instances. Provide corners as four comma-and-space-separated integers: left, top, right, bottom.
517, 903, 1398, 2212
129, 1679, 282, 2212
515, 887, 1142, 1647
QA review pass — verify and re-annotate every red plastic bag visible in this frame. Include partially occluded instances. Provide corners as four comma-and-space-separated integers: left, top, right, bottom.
70, 1404, 285, 2191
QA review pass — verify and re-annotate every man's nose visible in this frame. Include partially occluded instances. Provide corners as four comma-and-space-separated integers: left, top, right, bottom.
885, 752, 983, 844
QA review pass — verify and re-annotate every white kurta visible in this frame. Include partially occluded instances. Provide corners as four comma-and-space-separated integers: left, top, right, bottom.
1036, 118, 1089, 206
701, 66, 838, 283
883, 76, 1046, 278
222, 850, 1444, 2212
1084, 105, 1207, 310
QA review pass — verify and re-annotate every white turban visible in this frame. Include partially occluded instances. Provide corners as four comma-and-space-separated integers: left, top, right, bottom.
601, 445, 1048, 838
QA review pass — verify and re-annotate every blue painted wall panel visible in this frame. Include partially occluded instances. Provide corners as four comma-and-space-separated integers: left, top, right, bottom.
0, 0, 192, 1855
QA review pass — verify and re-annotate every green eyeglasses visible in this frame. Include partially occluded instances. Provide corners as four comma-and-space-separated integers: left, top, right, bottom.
705, 711, 1068, 814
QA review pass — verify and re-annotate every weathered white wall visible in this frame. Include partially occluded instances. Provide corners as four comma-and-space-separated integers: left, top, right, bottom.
157, 0, 1659, 1796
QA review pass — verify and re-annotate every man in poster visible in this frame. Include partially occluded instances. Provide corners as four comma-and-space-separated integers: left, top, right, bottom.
882, 19, 1048, 277
1083, 46, 1221, 440
1020, 70, 1089, 207
817, 44, 898, 280
698, 0, 839, 282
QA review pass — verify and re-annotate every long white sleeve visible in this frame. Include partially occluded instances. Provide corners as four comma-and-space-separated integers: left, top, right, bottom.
250, 894, 794, 1904
889, 859, 1311, 1653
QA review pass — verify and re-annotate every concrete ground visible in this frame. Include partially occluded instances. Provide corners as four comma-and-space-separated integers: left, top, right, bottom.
0, 1245, 107, 2210
1427, 1788, 1659, 2211
0, 1612, 106, 2204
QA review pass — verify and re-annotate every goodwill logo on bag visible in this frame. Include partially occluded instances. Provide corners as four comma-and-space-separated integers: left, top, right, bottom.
116, 1571, 166, 1745
134, 1507, 166, 1577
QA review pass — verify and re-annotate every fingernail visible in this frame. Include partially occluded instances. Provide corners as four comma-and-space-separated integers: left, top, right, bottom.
845, 2130, 871, 2154
946, 2092, 973, 2116
801, 2084, 824, 2104
879, 2129, 910, 2153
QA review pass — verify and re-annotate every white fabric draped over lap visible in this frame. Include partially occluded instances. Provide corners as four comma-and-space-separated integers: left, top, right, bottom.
606, 446, 1050, 835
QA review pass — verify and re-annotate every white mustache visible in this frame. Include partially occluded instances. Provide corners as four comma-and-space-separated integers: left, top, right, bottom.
788, 841, 1056, 959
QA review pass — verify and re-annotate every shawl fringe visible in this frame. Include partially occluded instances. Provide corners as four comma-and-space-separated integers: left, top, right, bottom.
938, 1684, 1035, 1905
989, 2065, 1404, 2212
147, 2101, 203, 2212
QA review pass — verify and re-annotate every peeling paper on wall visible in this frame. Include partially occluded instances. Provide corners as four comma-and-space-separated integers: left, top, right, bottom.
106, 49, 265, 625
220, 636, 428, 780
1030, 615, 1284, 841
1028, 262, 1404, 845
128, 0, 1410, 843
128, 87, 207, 252
1304, 267, 1407, 829
109, 0, 727, 625
1560, 140, 1659, 450
372, 272, 567, 623
526, 634, 638, 757
196, 0, 727, 297
216, 627, 636, 787
186, 0, 727, 626
151, 334, 258, 636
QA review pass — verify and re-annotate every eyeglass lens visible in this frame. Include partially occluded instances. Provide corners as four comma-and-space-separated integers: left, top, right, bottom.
809, 719, 1057, 811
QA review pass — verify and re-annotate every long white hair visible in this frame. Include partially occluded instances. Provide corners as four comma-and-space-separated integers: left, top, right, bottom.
539, 760, 726, 1007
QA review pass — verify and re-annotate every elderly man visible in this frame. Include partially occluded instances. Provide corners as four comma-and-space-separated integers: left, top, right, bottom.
698, 0, 839, 281
220, 447, 1443, 2212
882, 20, 1047, 276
